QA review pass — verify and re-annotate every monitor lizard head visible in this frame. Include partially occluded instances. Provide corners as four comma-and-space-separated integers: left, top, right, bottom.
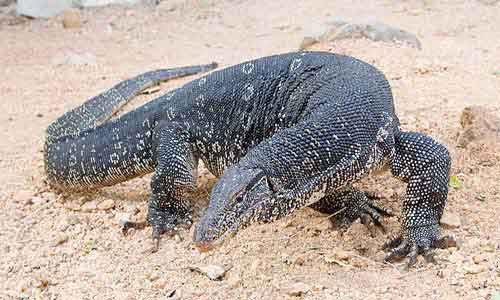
193, 165, 274, 251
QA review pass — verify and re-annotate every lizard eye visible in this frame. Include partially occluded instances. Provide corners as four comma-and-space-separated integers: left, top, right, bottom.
231, 190, 245, 203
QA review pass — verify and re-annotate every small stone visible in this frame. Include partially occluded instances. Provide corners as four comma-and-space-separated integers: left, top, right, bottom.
227, 274, 241, 288
330, 248, 352, 261
299, 37, 318, 50
440, 211, 461, 229
285, 282, 310, 297
62, 9, 81, 29
472, 254, 487, 264
13, 190, 32, 204
81, 200, 97, 212
146, 272, 160, 281
189, 264, 227, 281
294, 256, 305, 266
152, 278, 168, 289
481, 242, 497, 253
97, 199, 115, 211
52, 234, 68, 246
30, 196, 45, 205
117, 213, 131, 227
463, 264, 488, 275
66, 215, 80, 226
35, 275, 50, 289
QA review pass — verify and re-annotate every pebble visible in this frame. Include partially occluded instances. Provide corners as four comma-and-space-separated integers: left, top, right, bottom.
66, 215, 80, 226
463, 264, 488, 275
294, 256, 305, 266
299, 37, 318, 50
97, 199, 115, 211
62, 9, 81, 28
189, 264, 227, 281
29, 196, 45, 205
117, 213, 131, 227
81, 200, 98, 212
52, 234, 68, 247
285, 282, 310, 297
440, 211, 461, 229
472, 254, 487, 264
13, 190, 32, 204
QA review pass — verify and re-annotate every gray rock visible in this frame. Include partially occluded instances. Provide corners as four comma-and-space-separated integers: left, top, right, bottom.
75, 0, 141, 7
306, 18, 422, 50
17, 0, 73, 18
51, 52, 97, 67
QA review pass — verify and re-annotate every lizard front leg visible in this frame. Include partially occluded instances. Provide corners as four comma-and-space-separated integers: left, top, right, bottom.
309, 187, 392, 236
124, 121, 198, 252
386, 131, 456, 266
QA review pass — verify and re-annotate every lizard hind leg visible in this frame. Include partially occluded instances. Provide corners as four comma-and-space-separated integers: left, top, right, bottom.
309, 187, 393, 237
125, 121, 198, 252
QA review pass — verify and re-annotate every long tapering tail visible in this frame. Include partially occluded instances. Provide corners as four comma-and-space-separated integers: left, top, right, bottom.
46, 62, 218, 143
44, 62, 218, 190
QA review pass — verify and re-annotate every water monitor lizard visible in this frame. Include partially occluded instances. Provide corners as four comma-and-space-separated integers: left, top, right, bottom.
44, 52, 455, 266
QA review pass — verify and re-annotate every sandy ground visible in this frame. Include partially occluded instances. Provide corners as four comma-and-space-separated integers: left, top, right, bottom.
0, 0, 499, 299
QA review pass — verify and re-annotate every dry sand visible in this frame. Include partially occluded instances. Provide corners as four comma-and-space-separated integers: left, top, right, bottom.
0, 0, 499, 299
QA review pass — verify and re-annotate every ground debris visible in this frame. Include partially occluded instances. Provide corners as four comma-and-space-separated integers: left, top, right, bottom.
62, 9, 82, 28
188, 264, 228, 281
440, 211, 461, 229
283, 282, 311, 297
300, 18, 421, 50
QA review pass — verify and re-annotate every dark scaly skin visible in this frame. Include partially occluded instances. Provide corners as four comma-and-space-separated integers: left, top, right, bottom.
44, 52, 455, 264
191, 52, 455, 266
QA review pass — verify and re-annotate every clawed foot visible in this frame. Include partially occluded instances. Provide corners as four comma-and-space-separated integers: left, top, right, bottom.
383, 224, 457, 268
330, 193, 393, 237
121, 206, 192, 253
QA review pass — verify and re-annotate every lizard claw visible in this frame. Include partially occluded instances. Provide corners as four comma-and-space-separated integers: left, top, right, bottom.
332, 193, 393, 237
383, 224, 457, 268
146, 206, 192, 252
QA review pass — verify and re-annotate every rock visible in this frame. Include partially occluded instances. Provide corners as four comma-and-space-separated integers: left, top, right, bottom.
472, 254, 487, 264
30, 196, 46, 205
478, 0, 499, 5
52, 233, 68, 246
81, 200, 98, 212
293, 256, 305, 266
440, 211, 461, 229
299, 37, 319, 50
17, 0, 73, 18
66, 215, 80, 226
51, 52, 97, 67
146, 272, 160, 281
324, 248, 351, 266
317, 18, 421, 49
227, 274, 241, 288
457, 106, 500, 147
189, 264, 227, 281
463, 264, 487, 275
76, 0, 141, 7
62, 9, 81, 28
117, 213, 131, 227
13, 190, 32, 204
0, 0, 14, 7
152, 278, 168, 290
97, 199, 115, 210
285, 282, 310, 297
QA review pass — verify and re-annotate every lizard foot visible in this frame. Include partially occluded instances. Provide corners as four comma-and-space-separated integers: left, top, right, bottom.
383, 224, 457, 268
148, 207, 192, 253
122, 206, 192, 253
330, 193, 393, 237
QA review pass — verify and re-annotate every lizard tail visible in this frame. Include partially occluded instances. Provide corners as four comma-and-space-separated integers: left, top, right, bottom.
44, 62, 217, 191
46, 62, 218, 143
